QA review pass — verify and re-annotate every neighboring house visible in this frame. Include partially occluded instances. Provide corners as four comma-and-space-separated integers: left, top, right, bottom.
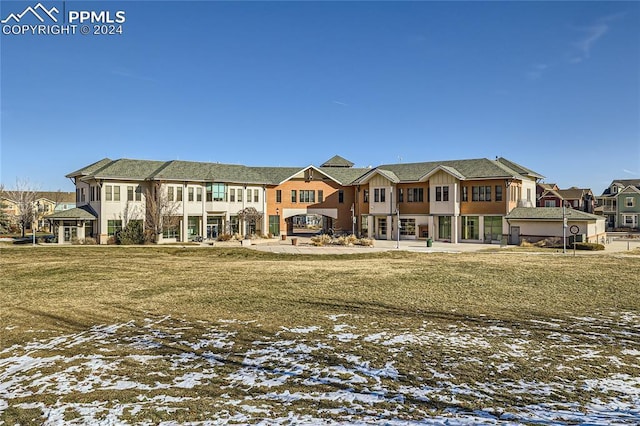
596, 179, 640, 230
505, 207, 606, 245
61, 155, 543, 245
538, 186, 595, 213
536, 183, 558, 204
0, 191, 75, 233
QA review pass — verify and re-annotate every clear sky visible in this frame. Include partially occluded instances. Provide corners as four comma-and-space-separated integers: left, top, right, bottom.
1, 1, 638, 195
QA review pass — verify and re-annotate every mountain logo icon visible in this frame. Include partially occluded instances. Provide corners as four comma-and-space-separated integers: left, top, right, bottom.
1, 3, 59, 24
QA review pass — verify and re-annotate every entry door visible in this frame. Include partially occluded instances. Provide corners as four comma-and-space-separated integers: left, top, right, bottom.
510, 226, 520, 245
269, 215, 280, 236
206, 224, 218, 239
377, 218, 387, 239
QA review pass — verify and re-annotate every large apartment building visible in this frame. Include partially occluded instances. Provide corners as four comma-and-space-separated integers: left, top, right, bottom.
54, 155, 542, 244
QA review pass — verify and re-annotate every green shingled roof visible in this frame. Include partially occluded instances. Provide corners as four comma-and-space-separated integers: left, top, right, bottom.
66, 158, 113, 178
321, 155, 355, 168
45, 205, 97, 220
67, 156, 543, 186
357, 158, 541, 183
506, 207, 602, 221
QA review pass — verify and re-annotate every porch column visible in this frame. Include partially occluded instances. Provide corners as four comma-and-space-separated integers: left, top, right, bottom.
182, 183, 188, 242
57, 222, 64, 244
387, 214, 393, 240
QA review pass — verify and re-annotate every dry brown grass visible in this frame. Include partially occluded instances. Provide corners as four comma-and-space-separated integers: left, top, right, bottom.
1, 246, 638, 423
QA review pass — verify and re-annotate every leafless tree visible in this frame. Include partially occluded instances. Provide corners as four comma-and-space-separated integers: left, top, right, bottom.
3, 179, 39, 237
122, 200, 143, 226
144, 181, 181, 243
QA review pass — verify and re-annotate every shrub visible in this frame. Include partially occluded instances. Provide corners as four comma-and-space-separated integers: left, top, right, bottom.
310, 234, 332, 246
357, 238, 374, 247
574, 242, 605, 251
107, 236, 117, 245
217, 233, 233, 242
119, 221, 145, 245
83, 237, 97, 245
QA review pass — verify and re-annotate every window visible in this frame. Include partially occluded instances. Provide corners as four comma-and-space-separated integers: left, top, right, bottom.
318, 190, 323, 203
398, 188, 404, 203
400, 218, 416, 236
438, 216, 451, 239
113, 186, 120, 201
162, 224, 179, 239
291, 190, 297, 203
106, 185, 112, 201
176, 187, 183, 202
188, 187, 194, 202
495, 185, 503, 202
484, 216, 502, 241
443, 186, 449, 202
407, 188, 424, 203
472, 186, 491, 202
276, 190, 281, 203
626, 197, 634, 208
127, 186, 134, 202
135, 186, 142, 201
254, 189, 259, 203
90, 186, 95, 202
212, 184, 226, 202
247, 189, 251, 202
299, 190, 315, 203
229, 188, 235, 202
436, 187, 442, 202
338, 190, 344, 203
80, 188, 85, 202
462, 187, 468, 202
206, 184, 212, 202
107, 219, 122, 236
545, 200, 556, 207
462, 216, 479, 240
236, 188, 242, 202
363, 189, 369, 203
196, 187, 203, 202
374, 188, 386, 203
168, 186, 174, 202
361, 214, 369, 234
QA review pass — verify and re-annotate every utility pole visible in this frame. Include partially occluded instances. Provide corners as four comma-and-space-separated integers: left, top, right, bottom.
562, 202, 567, 254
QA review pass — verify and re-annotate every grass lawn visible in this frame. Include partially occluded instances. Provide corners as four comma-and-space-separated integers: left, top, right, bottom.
1, 246, 639, 424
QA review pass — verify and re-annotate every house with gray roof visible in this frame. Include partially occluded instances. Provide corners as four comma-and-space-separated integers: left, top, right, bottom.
63, 155, 543, 245
596, 179, 640, 230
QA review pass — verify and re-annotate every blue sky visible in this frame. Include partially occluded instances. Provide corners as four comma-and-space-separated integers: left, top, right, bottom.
1, 1, 638, 195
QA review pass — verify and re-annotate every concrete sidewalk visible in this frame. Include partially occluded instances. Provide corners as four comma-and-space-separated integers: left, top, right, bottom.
246, 236, 501, 255
243, 235, 640, 255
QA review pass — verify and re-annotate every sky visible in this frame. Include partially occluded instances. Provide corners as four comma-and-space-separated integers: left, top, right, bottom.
1, 0, 638, 195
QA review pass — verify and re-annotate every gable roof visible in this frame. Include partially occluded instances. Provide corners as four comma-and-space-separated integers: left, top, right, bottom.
354, 157, 542, 184
601, 179, 640, 196
619, 185, 640, 196
320, 155, 354, 168
45, 204, 97, 220
506, 207, 603, 221
555, 187, 593, 200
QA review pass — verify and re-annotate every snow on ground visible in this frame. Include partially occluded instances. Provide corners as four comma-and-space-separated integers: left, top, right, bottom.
1, 314, 639, 424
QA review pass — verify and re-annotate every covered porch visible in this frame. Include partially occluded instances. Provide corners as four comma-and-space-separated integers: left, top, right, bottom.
45, 205, 98, 244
